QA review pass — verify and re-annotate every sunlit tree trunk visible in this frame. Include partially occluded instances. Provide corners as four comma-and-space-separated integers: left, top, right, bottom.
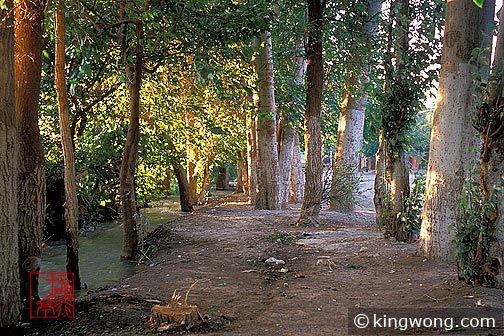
246, 114, 258, 204
0, 0, 21, 326
198, 161, 211, 204
374, 132, 387, 228
119, 12, 143, 260
14, 0, 46, 311
235, 151, 246, 193
290, 135, 304, 203
417, 0, 494, 259
186, 111, 198, 204
253, 33, 281, 210
240, 149, 249, 195
167, 138, 193, 212
55, 0, 81, 289
473, 7, 504, 288
330, 0, 381, 212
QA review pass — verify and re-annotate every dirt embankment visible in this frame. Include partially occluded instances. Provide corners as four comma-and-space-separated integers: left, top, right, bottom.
25, 194, 504, 336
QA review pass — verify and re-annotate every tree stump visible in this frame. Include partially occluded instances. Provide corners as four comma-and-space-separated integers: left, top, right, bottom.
149, 287, 202, 332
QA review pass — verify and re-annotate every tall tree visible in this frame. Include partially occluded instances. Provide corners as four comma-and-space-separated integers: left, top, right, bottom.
246, 113, 258, 204
0, 0, 21, 326
277, 118, 295, 209
14, 0, 46, 311
298, 0, 324, 226
55, 0, 81, 289
471, 5, 504, 288
253, 32, 281, 210
119, 2, 145, 260
329, 0, 381, 212
290, 135, 304, 203
417, 0, 494, 259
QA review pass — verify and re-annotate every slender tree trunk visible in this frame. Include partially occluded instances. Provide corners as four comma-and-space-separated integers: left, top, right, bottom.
417, 0, 494, 259
216, 166, 229, 190
373, 132, 388, 228
330, 0, 381, 212
198, 161, 211, 204
0, 0, 21, 326
119, 18, 143, 260
253, 33, 281, 210
186, 112, 198, 205
290, 135, 304, 203
235, 151, 245, 193
246, 114, 258, 204
473, 7, 504, 288
298, 0, 324, 226
14, 0, 46, 312
55, 0, 81, 289
241, 149, 249, 195
386, 150, 410, 240
167, 138, 193, 212
278, 120, 295, 209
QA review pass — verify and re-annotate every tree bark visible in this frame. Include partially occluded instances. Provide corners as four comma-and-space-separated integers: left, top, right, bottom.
216, 166, 229, 190
290, 135, 304, 203
186, 112, 198, 205
386, 150, 410, 240
0, 0, 21, 326
374, 132, 387, 228
167, 138, 193, 212
252, 33, 281, 210
235, 151, 246, 194
417, 0, 494, 259
246, 114, 258, 205
330, 0, 381, 212
198, 161, 211, 204
55, 0, 81, 289
473, 7, 504, 288
119, 16, 143, 260
278, 120, 295, 209
240, 149, 249, 195
298, 0, 324, 226
14, 0, 46, 312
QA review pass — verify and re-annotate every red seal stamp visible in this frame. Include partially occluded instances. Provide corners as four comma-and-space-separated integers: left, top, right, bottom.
30, 272, 75, 318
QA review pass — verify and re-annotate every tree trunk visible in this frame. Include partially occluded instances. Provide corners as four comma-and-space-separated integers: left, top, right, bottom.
55, 0, 81, 289
14, 0, 46, 312
246, 114, 258, 205
186, 112, 198, 205
330, 0, 381, 212
252, 33, 281, 210
216, 166, 229, 190
167, 138, 193, 212
0, 0, 21, 326
278, 120, 295, 209
373, 132, 387, 228
290, 135, 304, 203
386, 150, 410, 240
235, 152, 245, 194
198, 161, 211, 204
472, 7, 504, 288
417, 0, 494, 259
119, 17, 143, 260
298, 0, 324, 226
240, 149, 249, 195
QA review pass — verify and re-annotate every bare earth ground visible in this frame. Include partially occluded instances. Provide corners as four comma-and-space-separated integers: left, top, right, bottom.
24, 183, 504, 336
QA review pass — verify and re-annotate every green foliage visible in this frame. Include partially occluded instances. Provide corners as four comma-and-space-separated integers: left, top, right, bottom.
324, 161, 363, 211
452, 170, 485, 282
400, 172, 426, 237
266, 231, 297, 244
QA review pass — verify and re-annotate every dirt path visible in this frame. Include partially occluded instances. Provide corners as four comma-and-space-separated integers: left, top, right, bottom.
28, 192, 504, 336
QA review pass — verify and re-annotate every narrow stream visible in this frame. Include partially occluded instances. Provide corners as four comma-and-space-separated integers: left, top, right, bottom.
39, 191, 231, 298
